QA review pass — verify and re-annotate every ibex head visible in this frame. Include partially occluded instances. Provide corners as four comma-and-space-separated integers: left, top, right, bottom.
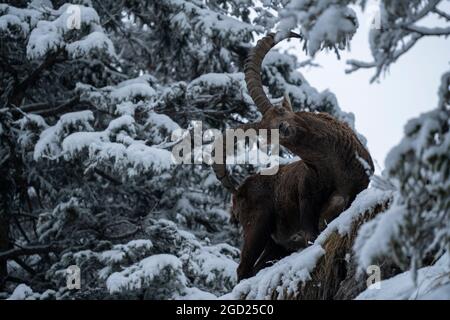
245, 32, 360, 165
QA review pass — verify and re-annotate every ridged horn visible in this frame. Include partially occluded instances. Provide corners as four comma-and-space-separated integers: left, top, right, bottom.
214, 32, 302, 193
212, 133, 237, 193
212, 162, 237, 193
244, 31, 302, 114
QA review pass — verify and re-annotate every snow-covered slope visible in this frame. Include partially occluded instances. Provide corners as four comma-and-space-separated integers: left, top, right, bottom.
222, 188, 393, 300
357, 254, 450, 300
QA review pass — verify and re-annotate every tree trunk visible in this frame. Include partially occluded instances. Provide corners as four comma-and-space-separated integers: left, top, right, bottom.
0, 208, 10, 291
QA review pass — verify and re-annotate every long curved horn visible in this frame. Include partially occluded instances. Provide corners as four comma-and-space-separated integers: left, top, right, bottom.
244, 32, 302, 114
212, 133, 237, 193
212, 162, 237, 193
214, 32, 302, 192
212, 123, 258, 193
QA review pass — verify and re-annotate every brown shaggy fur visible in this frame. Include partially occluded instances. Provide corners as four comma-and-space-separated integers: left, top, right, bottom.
230, 99, 374, 281
214, 33, 375, 281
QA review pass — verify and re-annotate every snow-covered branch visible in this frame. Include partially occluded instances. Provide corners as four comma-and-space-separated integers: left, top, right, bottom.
404, 25, 450, 36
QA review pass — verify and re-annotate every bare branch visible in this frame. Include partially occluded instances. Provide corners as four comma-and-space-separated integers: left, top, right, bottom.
432, 7, 450, 21
0, 244, 61, 261
13, 257, 36, 275
399, 0, 441, 27
94, 168, 122, 186
345, 60, 376, 74
105, 227, 140, 240
34, 96, 81, 117
404, 25, 450, 36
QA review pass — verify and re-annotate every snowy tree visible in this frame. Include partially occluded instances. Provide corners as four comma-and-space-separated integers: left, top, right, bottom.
354, 72, 449, 280
1, 0, 447, 300
347, 0, 450, 289
346, 0, 450, 82
277, 0, 359, 56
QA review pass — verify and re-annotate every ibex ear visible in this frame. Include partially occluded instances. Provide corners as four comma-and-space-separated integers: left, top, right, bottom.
281, 92, 293, 112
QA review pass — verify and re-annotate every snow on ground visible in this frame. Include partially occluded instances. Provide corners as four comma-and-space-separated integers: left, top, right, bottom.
223, 188, 393, 300
357, 254, 450, 300
221, 245, 324, 300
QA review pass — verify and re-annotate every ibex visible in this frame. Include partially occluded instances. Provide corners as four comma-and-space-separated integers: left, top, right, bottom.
213, 32, 374, 281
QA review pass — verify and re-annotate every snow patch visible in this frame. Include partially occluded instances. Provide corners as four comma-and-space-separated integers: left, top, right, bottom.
357, 254, 450, 300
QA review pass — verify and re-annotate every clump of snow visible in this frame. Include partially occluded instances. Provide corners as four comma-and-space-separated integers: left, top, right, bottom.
32, 91, 174, 175
0, 14, 29, 35
110, 83, 156, 101
27, 19, 62, 59
106, 254, 186, 294
61, 131, 106, 156
25, 4, 114, 60
278, 1, 358, 56
7, 284, 34, 300
7, 284, 58, 300
66, 31, 115, 59
115, 101, 137, 116
99, 240, 153, 265
0, 3, 44, 35
15, 114, 48, 130
83, 138, 173, 175
123, 143, 174, 174
306, 6, 358, 55
106, 115, 135, 132
168, 0, 262, 43
78, 75, 157, 110
185, 244, 238, 293
147, 111, 180, 133
34, 110, 94, 160
187, 73, 244, 98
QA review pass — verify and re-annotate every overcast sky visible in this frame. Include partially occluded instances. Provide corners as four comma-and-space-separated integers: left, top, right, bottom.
283, 4, 450, 173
